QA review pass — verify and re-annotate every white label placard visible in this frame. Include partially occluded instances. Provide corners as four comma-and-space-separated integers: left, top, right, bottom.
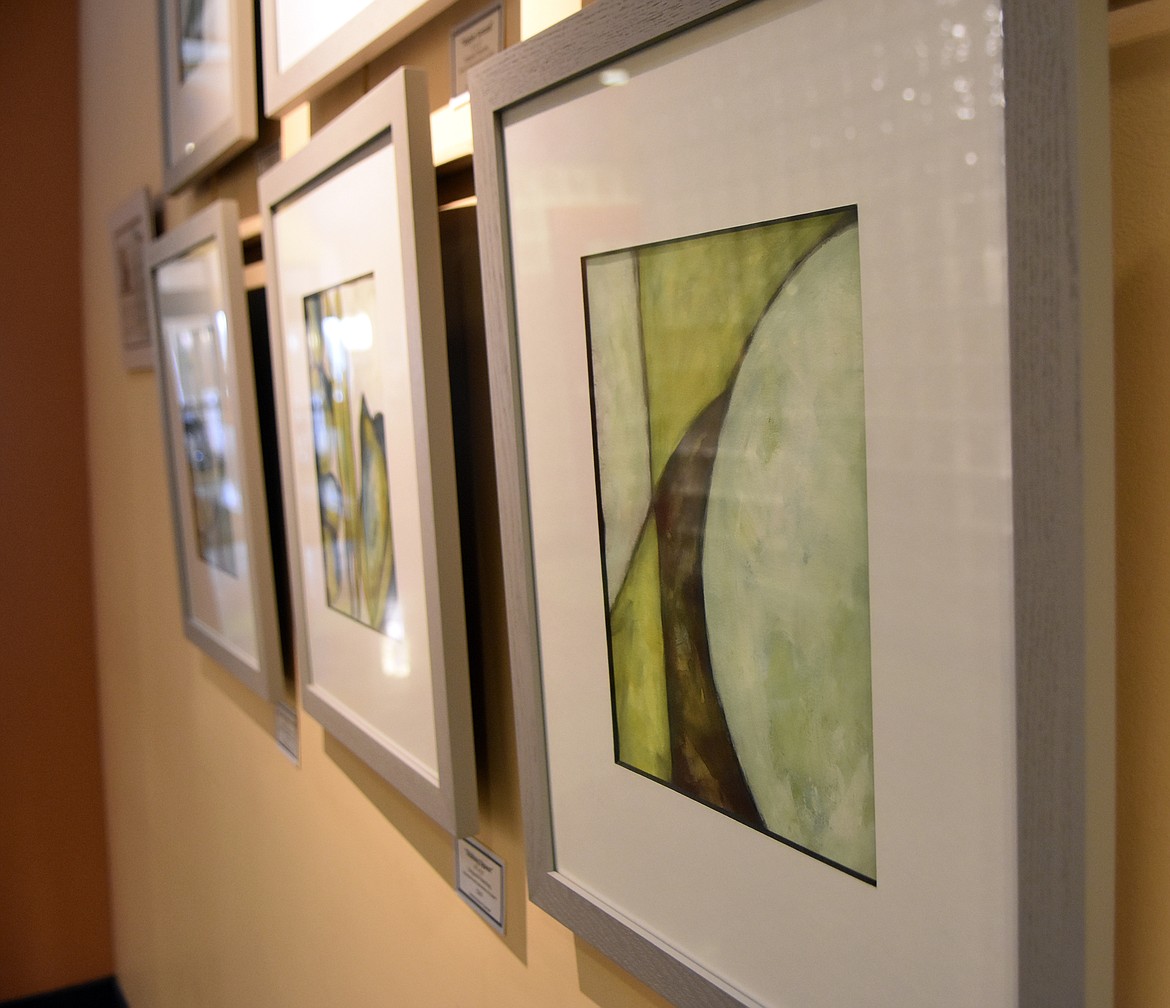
451, 5, 502, 96
275, 701, 300, 764
456, 837, 504, 934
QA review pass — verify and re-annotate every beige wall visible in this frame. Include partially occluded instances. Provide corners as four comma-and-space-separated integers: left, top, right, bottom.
0, 0, 113, 999
77, 0, 671, 1004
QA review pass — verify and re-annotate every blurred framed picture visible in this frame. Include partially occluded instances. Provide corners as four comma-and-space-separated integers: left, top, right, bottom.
145, 199, 286, 702
159, 0, 257, 191
259, 68, 477, 835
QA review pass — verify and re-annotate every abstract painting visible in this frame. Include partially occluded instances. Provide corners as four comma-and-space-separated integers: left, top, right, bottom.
304, 274, 397, 636
583, 205, 876, 881
166, 316, 239, 577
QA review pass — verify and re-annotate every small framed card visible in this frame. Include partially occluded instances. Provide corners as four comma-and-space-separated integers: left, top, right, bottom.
108, 187, 156, 372
451, 5, 502, 98
158, 0, 258, 192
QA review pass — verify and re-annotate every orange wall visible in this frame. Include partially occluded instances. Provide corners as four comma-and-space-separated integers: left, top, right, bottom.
1111, 5, 1170, 1004
0, 0, 113, 999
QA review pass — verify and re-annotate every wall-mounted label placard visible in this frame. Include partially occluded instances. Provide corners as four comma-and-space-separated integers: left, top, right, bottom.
275, 701, 300, 764
456, 837, 505, 934
451, 5, 503, 97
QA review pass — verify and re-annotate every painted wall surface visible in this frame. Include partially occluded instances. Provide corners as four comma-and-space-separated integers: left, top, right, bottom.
0, 0, 113, 999
77, 0, 668, 1005
1111, 5, 1170, 1005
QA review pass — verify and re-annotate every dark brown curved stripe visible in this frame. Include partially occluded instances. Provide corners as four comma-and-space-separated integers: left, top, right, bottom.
653, 390, 763, 828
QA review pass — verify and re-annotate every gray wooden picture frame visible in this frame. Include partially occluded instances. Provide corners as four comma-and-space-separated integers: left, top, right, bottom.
145, 199, 288, 704
258, 0, 461, 118
469, 0, 1113, 1004
158, 0, 259, 193
259, 67, 478, 837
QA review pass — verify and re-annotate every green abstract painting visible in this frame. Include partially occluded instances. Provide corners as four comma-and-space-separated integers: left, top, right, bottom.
583, 206, 876, 882
304, 274, 396, 636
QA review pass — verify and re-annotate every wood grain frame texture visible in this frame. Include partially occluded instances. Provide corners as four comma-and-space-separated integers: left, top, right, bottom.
469, 0, 1114, 1004
258, 67, 478, 837
144, 198, 288, 705
158, 0, 259, 192
258, 0, 462, 117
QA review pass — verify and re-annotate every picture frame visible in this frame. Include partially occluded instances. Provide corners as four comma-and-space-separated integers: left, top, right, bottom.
144, 198, 287, 704
259, 67, 477, 836
108, 187, 156, 371
258, 0, 461, 118
470, 1, 1113, 1005
158, 0, 258, 192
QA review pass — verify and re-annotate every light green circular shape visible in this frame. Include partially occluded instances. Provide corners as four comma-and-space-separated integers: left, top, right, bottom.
703, 225, 875, 879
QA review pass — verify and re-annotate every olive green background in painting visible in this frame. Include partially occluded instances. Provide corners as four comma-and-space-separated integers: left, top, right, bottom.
588, 207, 876, 879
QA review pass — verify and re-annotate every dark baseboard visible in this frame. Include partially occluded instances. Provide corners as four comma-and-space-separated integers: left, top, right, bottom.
1, 978, 127, 1008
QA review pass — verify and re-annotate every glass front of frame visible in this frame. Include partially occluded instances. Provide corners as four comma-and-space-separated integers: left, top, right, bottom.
500, 0, 1018, 1002
156, 239, 260, 663
179, 0, 209, 81
173, 315, 238, 576
585, 208, 876, 882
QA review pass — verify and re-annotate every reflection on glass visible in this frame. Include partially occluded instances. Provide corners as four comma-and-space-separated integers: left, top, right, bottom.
179, 0, 207, 81
304, 274, 398, 638
167, 309, 239, 576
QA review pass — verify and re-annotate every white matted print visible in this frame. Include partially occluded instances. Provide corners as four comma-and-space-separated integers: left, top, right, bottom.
260, 67, 477, 835
470, 0, 1111, 1004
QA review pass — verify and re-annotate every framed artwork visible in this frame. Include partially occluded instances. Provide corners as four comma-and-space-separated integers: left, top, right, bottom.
469, 1, 1113, 1005
258, 0, 461, 118
144, 199, 287, 703
259, 67, 477, 836
159, 0, 258, 192
108, 187, 156, 371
